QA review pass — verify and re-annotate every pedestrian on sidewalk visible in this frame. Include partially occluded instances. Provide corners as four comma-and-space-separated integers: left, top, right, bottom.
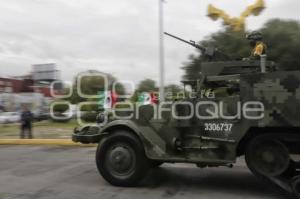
20, 105, 34, 139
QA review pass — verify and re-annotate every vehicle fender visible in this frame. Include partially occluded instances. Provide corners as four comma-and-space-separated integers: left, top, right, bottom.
99, 120, 166, 160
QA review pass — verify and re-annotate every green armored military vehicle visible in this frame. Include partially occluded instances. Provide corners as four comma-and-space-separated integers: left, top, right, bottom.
73, 33, 300, 198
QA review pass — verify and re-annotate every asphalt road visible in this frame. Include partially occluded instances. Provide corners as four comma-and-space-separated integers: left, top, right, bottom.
0, 145, 291, 199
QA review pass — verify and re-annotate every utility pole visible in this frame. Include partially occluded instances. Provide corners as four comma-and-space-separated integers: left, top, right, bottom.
158, 0, 165, 102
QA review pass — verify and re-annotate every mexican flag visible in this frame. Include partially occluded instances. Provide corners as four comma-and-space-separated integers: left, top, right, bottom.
137, 92, 151, 105
137, 92, 158, 105
98, 91, 117, 109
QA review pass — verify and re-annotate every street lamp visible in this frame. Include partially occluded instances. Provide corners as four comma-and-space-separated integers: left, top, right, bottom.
158, 0, 165, 102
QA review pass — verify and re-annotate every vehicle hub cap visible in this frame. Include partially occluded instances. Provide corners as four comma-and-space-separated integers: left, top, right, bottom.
251, 141, 289, 177
106, 144, 135, 177
262, 151, 275, 163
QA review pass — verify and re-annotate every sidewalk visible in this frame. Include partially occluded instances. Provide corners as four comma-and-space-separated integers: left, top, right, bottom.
0, 120, 76, 139
0, 120, 95, 146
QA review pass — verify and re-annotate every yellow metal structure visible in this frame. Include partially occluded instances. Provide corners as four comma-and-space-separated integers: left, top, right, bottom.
207, 0, 266, 31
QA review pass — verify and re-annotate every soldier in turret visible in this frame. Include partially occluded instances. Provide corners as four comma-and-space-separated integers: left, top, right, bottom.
246, 31, 267, 59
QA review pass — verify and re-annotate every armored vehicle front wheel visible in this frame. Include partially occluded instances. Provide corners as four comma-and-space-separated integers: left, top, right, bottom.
245, 136, 290, 177
292, 176, 300, 198
96, 131, 149, 186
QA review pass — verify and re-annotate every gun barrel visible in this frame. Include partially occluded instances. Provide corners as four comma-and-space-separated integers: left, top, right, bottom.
164, 32, 205, 52
164, 32, 192, 46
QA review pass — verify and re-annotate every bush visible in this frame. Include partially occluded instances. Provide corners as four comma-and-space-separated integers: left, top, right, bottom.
80, 111, 98, 123
51, 102, 69, 113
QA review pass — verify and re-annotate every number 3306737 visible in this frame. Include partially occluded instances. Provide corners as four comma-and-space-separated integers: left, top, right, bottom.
204, 123, 233, 132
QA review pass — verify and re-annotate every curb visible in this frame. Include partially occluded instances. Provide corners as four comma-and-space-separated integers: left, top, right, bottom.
0, 139, 96, 147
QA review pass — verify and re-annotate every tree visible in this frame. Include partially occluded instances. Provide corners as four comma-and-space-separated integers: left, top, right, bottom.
131, 79, 184, 102
136, 79, 157, 92
165, 84, 182, 94
261, 19, 300, 70
164, 84, 184, 101
131, 79, 157, 102
66, 70, 125, 104
182, 19, 300, 80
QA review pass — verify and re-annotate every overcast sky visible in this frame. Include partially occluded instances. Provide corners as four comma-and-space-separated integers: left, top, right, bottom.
0, 0, 299, 85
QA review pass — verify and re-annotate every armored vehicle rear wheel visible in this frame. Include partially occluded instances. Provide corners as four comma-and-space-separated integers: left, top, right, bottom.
96, 131, 149, 186
245, 136, 290, 177
292, 176, 300, 198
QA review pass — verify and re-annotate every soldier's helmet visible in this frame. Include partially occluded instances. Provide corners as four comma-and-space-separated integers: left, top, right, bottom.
246, 31, 263, 41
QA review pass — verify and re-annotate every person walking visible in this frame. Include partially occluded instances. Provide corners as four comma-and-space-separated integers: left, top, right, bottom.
20, 106, 34, 139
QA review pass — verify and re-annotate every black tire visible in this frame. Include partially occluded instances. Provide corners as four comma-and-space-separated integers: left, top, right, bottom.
282, 160, 296, 178
149, 160, 163, 168
245, 136, 290, 177
96, 130, 149, 187
292, 176, 300, 198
